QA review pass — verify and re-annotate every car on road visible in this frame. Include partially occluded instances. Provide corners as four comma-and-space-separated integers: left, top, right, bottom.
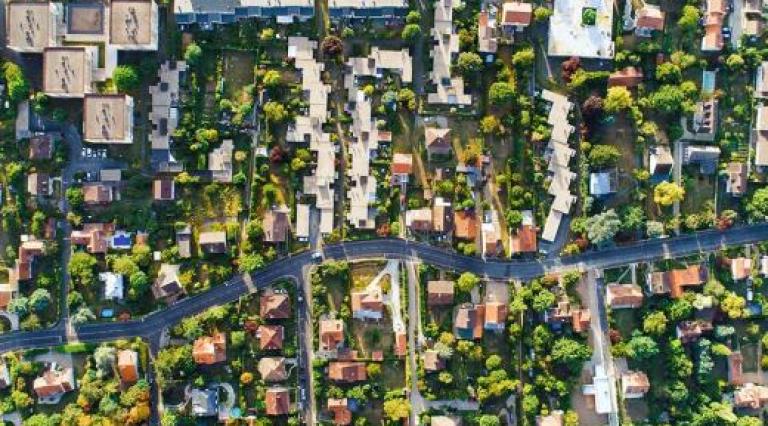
311, 252, 323, 262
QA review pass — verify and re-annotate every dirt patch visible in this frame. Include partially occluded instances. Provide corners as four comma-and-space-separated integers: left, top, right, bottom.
351, 261, 387, 289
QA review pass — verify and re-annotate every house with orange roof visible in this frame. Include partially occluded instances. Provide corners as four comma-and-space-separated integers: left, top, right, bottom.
14, 238, 45, 281
608, 67, 644, 88
731, 257, 753, 281
258, 325, 284, 351
83, 182, 114, 205
328, 398, 352, 425
427, 280, 454, 306
546, 300, 590, 333
454, 210, 478, 240
734, 383, 768, 409
391, 153, 413, 184
351, 287, 383, 320
260, 292, 291, 319
258, 357, 288, 382
510, 211, 538, 255
634, 4, 665, 37
729, 351, 744, 386
34, 366, 75, 403
605, 284, 644, 309
454, 303, 485, 340
647, 264, 707, 298
265, 387, 290, 415
621, 371, 650, 398
192, 332, 227, 365
394, 330, 407, 357
329, 361, 367, 382
701, 0, 726, 51
676, 320, 713, 343
484, 302, 507, 331
422, 349, 446, 371
319, 319, 345, 351
71, 223, 115, 254
117, 349, 139, 384
500, 2, 532, 32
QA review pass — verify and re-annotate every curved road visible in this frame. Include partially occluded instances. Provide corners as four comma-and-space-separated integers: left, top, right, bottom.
2, 222, 768, 352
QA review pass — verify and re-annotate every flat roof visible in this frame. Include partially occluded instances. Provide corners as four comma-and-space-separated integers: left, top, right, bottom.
547, 0, 614, 58
67, 2, 105, 35
328, 0, 407, 8
7, 2, 53, 51
43, 47, 89, 96
110, 0, 154, 45
83, 95, 131, 143
175, 0, 313, 14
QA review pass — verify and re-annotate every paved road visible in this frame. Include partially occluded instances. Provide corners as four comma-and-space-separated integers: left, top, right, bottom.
3, 222, 768, 352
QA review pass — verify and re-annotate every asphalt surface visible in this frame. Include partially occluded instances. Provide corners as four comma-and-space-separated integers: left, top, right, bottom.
2, 222, 768, 353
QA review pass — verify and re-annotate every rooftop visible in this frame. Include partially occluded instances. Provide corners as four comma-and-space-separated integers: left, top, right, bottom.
110, 0, 155, 46
83, 94, 133, 144
43, 47, 93, 97
547, 0, 614, 58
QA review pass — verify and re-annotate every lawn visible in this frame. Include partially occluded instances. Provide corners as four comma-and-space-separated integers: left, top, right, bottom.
350, 261, 387, 290
223, 50, 255, 101
351, 316, 394, 357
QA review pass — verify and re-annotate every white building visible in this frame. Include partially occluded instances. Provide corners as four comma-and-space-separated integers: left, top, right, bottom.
100, 272, 124, 301
548, 0, 614, 58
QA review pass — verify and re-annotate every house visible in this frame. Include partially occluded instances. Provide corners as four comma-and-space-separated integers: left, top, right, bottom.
634, 4, 665, 36
395, 330, 407, 357
328, 398, 352, 425
153, 178, 175, 201
692, 100, 718, 136
431, 416, 461, 426
258, 325, 284, 350
734, 384, 768, 409
425, 127, 452, 160
731, 257, 753, 281
174, 0, 313, 27
263, 206, 291, 243
100, 168, 122, 183
29, 134, 53, 160
33, 365, 75, 402
725, 162, 747, 196
83, 182, 114, 205
345, 89, 379, 230
484, 302, 507, 331
209, 139, 233, 183
729, 351, 744, 386
477, 10, 497, 55
117, 350, 139, 384
149, 61, 187, 167
608, 67, 644, 88
676, 320, 713, 343
198, 231, 227, 254
14, 238, 45, 281
422, 349, 446, 371
0, 363, 10, 390
547, 0, 614, 59
546, 300, 591, 333
192, 332, 227, 364
536, 411, 563, 426
296, 204, 310, 242
649, 145, 674, 176
589, 169, 618, 196
43, 47, 98, 97
756, 105, 768, 168
351, 287, 384, 320
319, 319, 345, 351
500, 2, 532, 31
428, 0, 471, 105
433, 197, 453, 234
683, 145, 721, 174
756, 62, 768, 98
606, 284, 643, 309
328, 362, 367, 382
541, 89, 576, 244
454, 304, 485, 340
701, 0, 726, 52
621, 371, 650, 398
176, 225, 192, 259
189, 388, 218, 417
153, 263, 184, 302
83, 94, 134, 144
258, 357, 288, 382
71, 223, 115, 254
261, 292, 291, 319
27, 172, 50, 197
427, 280, 454, 306
406, 208, 433, 232
510, 210, 538, 255
481, 211, 503, 258
648, 265, 707, 298
99, 272, 123, 301
454, 210, 478, 240
328, 0, 407, 21
391, 153, 413, 184
6, 2, 61, 53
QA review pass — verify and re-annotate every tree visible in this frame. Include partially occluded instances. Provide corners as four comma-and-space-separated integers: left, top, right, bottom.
406, 10, 421, 23
128, 271, 150, 300
438, 371, 453, 383
69, 252, 97, 287
488, 82, 515, 106
748, 187, 768, 219
475, 415, 500, 426
184, 43, 203, 66
456, 52, 483, 75
457, 272, 480, 293
581, 95, 604, 126
263, 101, 287, 123
551, 338, 591, 373
382, 398, 410, 421
532, 288, 556, 312
655, 62, 682, 84
737, 417, 763, 426
585, 209, 621, 247
533, 6, 552, 21
678, 5, 701, 33
263, 70, 282, 88
93, 345, 116, 378
512, 48, 535, 68
8, 297, 29, 317
588, 145, 621, 167
402, 24, 421, 42
29, 289, 51, 313
71, 306, 96, 325
479, 115, 501, 135
397, 88, 417, 111
604, 86, 633, 113
654, 181, 685, 206
66, 187, 85, 209
726, 54, 745, 70
647, 85, 688, 114
4, 63, 29, 103
366, 363, 381, 377
239, 253, 265, 272
485, 355, 502, 370
582, 7, 596, 25
621, 206, 645, 232
260, 28, 275, 41
646, 220, 665, 238
505, 210, 523, 228
626, 332, 659, 360
240, 372, 254, 384
721, 291, 747, 319
113, 65, 140, 92
642, 311, 668, 336
321, 36, 344, 56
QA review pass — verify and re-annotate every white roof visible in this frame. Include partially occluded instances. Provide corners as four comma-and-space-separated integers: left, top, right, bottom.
590, 171, 616, 195
100, 272, 124, 300
548, 0, 615, 58
427, 0, 471, 105
175, 0, 313, 14
541, 209, 563, 242
296, 204, 310, 238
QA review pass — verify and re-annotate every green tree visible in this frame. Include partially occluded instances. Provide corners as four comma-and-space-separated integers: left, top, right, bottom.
604, 86, 633, 112
71, 306, 96, 324
402, 24, 421, 41
29, 289, 51, 313
69, 252, 97, 287
66, 187, 85, 209
747, 187, 768, 219
551, 338, 591, 373
406, 10, 421, 24
128, 271, 150, 300
457, 272, 480, 293
532, 288, 556, 312
621, 206, 645, 232
184, 43, 203, 66
654, 181, 685, 206
382, 398, 410, 421
263, 101, 287, 123
455, 52, 483, 75
479, 115, 502, 135
647, 85, 688, 114
475, 415, 500, 426
721, 291, 746, 319
533, 6, 553, 21
626, 332, 659, 360
678, 5, 701, 33
488, 82, 515, 106
726, 54, 745, 70
585, 209, 621, 247
512, 48, 535, 68
588, 144, 621, 167
113, 65, 140, 92
263, 70, 282, 88
642, 311, 668, 336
